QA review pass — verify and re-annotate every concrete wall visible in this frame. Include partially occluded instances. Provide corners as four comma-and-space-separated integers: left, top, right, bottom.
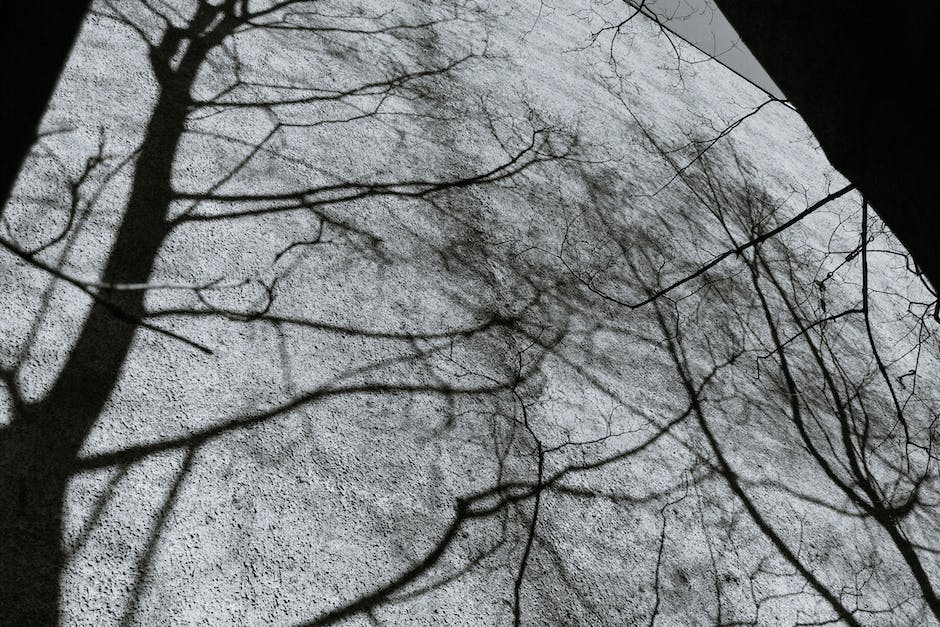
1, 1, 938, 624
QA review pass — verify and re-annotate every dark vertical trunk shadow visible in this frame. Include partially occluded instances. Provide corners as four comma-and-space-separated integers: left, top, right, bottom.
0, 5, 228, 622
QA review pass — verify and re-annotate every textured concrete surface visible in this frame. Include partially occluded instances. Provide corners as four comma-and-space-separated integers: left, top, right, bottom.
1, 1, 938, 625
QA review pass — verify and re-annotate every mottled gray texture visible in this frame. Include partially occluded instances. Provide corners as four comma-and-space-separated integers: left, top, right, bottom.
1, 1, 938, 625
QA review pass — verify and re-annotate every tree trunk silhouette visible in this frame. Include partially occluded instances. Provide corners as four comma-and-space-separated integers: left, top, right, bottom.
0, 8, 223, 622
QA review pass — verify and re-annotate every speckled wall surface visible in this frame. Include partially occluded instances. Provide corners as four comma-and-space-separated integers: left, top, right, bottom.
1, 1, 938, 625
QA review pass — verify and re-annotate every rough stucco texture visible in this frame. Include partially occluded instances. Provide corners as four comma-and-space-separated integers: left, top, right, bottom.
1, 0, 939, 625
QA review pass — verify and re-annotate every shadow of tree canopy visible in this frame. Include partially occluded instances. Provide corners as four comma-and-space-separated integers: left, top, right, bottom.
0, 0, 938, 625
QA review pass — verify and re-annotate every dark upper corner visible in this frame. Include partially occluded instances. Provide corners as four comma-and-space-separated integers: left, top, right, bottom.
715, 0, 940, 293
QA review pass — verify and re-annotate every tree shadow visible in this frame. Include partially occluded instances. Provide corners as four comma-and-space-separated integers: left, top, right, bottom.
0, 1, 573, 623
1, 1, 938, 625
